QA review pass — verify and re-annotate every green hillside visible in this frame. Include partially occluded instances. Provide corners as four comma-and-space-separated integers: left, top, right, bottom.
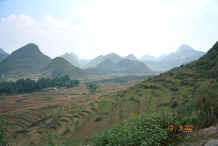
42, 57, 83, 78
0, 43, 51, 77
35, 42, 216, 145
187, 42, 218, 75
84, 42, 218, 145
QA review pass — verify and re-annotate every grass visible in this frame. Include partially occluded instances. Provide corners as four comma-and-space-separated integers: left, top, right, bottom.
40, 96, 53, 101
0, 80, 137, 146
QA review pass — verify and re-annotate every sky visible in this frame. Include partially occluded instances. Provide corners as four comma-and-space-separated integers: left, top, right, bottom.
0, 0, 218, 59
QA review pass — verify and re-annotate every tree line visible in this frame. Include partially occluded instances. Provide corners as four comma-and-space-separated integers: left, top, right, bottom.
0, 75, 79, 95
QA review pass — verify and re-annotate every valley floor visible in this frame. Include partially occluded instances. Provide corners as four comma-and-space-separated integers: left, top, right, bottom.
0, 80, 139, 145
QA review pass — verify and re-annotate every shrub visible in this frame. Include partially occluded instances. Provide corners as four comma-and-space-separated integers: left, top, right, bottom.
0, 120, 8, 146
171, 101, 178, 108
90, 113, 181, 146
95, 117, 103, 122
86, 82, 98, 94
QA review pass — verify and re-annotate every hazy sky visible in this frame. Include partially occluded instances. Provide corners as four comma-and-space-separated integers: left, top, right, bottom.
0, 0, 218, 59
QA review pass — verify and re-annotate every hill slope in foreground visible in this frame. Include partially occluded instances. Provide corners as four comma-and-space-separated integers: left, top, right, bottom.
83, 41, 218, 146
0, 42, 217, 146
76, 41, 218, 145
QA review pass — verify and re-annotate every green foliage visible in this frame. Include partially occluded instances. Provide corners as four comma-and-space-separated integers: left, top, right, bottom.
95, 117, 103, 122
194, 83, 218, 128
0, 120, 8, 146
86, 82, 98, 94
96, 75, 148, 84
189, 41, 218, 77
16, 79, 38, 93
90, 113, 181, 146
0, 75, 80, 95
171, 101, 178, 108
43, 132, 60, 146
170, 87, 178, 92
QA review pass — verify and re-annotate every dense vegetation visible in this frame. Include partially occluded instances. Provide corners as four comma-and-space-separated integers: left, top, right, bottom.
0, 120, 7, 146
88, 42, 218, 145
90, 112, 182, 146
0, 75, 79, 95
86, 82, 98, 94
96, 75, 150, 84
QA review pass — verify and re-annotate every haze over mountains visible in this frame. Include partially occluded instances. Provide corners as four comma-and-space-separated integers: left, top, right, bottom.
60, 53, 90, 68
61, 53, 80, 67
62, 44, 205, 73
0, 48, 8, 62
87, 57, 153, 75
84, 53, 123, 69
125, 54, 138, 61
140, 44, 206, 71
81, 53, 153, 75
0, 43, 153, 78
0, 43, 206, 79
60, 52, 153, 75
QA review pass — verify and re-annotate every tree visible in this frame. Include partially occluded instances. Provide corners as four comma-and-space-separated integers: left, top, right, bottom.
86, 82, 98, 94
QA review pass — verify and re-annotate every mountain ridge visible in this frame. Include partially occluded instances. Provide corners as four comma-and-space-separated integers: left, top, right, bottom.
61, 52, 80, 67
141, 44, 205, 72
0, 43, 51, 77
0, 48, 8, 62
88, 58, 153, 75
84, 53, 122, 69
42, 57, 83, 78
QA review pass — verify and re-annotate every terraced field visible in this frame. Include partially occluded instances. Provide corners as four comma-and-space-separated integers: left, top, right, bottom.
0, 80, 140, 145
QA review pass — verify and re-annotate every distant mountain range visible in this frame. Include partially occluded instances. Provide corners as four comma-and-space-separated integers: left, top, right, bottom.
125, 54, 138, 61
84, 53, 153, 75
0, 48, 8, 62
0, 43, 152, 79
141, 55, 156, 61
61, 53, 80, 67
93, 58, 152, 74
0, 43, 206, 79
140, 44, 205, 72
0, 43, 51, 77
60, 52, 89, 68
84, 53, 123, 69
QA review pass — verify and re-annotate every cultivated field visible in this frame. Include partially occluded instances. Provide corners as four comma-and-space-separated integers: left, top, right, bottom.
0, 78, 141, 146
